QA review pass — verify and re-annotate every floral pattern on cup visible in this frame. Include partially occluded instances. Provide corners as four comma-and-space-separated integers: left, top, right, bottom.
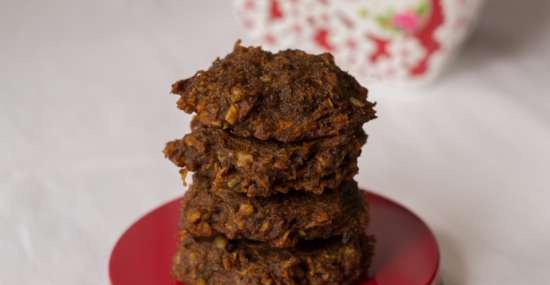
373, 0, 430, 36
234, 0, 485, 85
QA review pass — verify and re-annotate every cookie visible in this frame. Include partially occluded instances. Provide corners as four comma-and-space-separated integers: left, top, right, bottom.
172, 230, 373, 285
181, 174, 368, 248
171, 42, 376, 143
164, 127, 366, 197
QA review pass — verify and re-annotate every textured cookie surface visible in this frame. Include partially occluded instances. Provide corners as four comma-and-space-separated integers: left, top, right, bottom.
171, 42, 376, 143
164, 127, 366, 197
180, 174, 368, 248
172, 230, 373, 285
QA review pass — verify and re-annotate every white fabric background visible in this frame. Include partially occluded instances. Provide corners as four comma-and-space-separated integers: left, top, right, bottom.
1, 0, 549, 284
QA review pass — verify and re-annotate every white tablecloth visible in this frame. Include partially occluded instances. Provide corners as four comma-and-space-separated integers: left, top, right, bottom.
1, 0, 549, 284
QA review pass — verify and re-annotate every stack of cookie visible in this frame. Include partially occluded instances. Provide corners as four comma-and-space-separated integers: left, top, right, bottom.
164, 43, 377, 285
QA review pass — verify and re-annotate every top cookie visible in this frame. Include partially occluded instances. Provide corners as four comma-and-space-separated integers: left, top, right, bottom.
172, 42, 376, 142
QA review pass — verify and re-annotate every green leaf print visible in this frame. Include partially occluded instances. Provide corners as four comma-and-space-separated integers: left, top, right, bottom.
416, 1, 430, 16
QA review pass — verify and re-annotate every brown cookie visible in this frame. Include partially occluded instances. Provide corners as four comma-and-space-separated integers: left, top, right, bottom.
180, 174, 368, 248
171, 42, 376, 143
172, 230, 374, 285
164, 127, 366, 197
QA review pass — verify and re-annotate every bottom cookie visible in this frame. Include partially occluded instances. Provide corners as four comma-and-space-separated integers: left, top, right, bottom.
172, 231, 374, 285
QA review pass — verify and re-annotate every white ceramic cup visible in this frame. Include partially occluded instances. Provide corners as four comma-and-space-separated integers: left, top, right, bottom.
234, 0, 485, 86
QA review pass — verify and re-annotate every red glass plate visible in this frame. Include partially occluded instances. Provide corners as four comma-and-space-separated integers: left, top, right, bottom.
109, 191, 440, 285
